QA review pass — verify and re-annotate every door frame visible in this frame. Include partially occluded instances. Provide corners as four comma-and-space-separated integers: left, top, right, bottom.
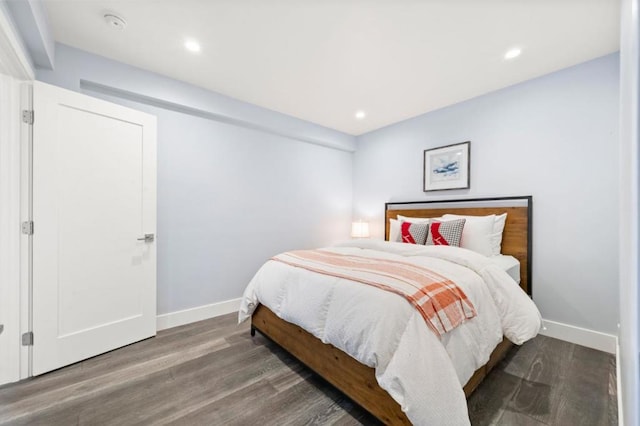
0, 5, 34, 385
19, 82, 32, 380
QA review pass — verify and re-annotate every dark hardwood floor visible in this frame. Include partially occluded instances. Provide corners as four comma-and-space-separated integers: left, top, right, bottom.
0, 313, 616, 425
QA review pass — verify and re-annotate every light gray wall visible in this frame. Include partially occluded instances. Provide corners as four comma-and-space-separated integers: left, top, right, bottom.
4, 0, 54, 69
38, 44, 355, 315
618, 0, 639, 422
0, 0, 34, 73
353, 54, 620, 334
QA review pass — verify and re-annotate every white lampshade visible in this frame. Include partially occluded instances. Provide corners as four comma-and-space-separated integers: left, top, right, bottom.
351, 220, 370, 238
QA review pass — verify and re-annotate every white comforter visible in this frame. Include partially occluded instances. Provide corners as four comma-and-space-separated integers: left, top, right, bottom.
239, 240, 541, 425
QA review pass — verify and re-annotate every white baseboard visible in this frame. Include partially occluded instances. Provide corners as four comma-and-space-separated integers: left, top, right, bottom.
539, 319, 617, 354
156, 297, 242, 331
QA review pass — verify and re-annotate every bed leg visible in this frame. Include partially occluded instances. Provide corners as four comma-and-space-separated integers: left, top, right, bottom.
250, 326, 256, 337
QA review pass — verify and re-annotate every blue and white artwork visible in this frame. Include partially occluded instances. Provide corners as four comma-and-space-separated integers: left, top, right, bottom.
431, 150, 463, 182
423, 141, 470, 191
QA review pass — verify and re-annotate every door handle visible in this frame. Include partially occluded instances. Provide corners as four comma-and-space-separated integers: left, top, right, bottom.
137, 233, 155, 243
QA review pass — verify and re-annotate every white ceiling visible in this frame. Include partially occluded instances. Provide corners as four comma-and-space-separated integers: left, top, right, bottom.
44, 0, 620, 135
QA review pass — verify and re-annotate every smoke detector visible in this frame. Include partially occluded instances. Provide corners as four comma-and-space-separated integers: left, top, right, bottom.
104, 14, 127, 30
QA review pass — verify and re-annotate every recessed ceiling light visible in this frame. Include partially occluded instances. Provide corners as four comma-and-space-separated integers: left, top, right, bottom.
355, 110, 366, 120
104, 14, 127, 30
184, 39, 201, 53
504, 47, 522, 60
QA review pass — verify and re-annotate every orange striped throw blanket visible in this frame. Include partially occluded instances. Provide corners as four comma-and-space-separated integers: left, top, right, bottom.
271, 250, 476, 336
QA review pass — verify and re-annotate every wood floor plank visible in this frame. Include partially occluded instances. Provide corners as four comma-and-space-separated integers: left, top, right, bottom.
608, 356, 618, 426
547, 344, 613, 426
467, 368, 522, 426
504, 335, 584, 425
0, 338, 231, 423
0, 315, 248, 406
503, 336, 575, 385
163, 379, 278, 426
508, 377, 553, 423
0, 314, 616, 426
496, 410, 548, 426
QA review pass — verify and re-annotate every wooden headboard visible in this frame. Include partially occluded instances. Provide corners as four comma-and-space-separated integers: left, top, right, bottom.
385, 196, 532, 296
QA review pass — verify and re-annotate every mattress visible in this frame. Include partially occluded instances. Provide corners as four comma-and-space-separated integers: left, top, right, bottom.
489, 254, 521, 283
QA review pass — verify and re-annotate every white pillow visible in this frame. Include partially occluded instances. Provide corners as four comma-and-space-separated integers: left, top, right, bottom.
442, 213, 507, 255
388, 218, 401, 241
396, 214, 432, 223
440, 214, 495, 256
492, 213, 507, 254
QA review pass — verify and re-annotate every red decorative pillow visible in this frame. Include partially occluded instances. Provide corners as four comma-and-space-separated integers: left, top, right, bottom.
426, 219, 466, 247
400, 221, 429, 245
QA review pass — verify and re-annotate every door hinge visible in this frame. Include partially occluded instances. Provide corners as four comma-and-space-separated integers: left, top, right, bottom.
21, 221, 34, 235
22, 110, 34, 125
22, 331, 33, 346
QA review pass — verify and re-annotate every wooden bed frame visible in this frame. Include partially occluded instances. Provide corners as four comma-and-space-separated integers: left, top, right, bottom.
252, 196, 532, 425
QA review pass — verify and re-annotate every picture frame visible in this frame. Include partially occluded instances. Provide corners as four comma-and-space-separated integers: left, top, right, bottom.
423, 141, 470, 192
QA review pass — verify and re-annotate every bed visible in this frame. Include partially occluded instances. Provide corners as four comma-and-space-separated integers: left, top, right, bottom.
239, 196, 540, 425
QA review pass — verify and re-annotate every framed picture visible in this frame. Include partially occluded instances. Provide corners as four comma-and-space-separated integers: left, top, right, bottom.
423, 141, 470, 192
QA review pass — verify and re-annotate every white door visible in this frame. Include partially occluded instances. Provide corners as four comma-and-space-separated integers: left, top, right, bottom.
32, 81, 157, 375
